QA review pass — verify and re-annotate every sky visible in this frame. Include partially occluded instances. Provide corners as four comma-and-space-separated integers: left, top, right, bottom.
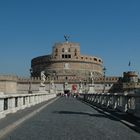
0, 0, 140, 77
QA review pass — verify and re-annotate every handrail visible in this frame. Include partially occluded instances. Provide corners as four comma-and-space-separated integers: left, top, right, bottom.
0, 92, 56, 119
78, 92, 140, 118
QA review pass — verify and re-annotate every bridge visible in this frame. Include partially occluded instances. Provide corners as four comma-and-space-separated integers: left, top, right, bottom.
0, 92, 140, 140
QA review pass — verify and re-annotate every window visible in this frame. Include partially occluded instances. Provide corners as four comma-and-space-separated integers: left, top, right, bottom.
94, 58, 97, 61
62, 48, 64, 52
55, 48, 58, 52
68, 48, 71, 52
62, 54, 64, 58
68, 54, 71, 58
62, 54, 71, 58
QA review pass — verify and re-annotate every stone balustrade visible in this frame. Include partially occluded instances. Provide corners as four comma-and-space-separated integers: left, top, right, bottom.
0, 92, 56, 119
79, 92, 140, 118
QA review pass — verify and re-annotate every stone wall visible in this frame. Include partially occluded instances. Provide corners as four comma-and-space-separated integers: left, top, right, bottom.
0, 75, 17, 94
0, 92, 56, 119
0, 75, 122, 94
79, 92, 140, 118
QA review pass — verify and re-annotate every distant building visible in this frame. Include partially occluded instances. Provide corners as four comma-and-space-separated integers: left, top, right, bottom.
122, 71, 140, 92
31, 40, 103, 82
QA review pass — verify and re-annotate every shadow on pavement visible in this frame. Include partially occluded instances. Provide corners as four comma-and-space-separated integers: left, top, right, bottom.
79, 99, 140, 133
53, 110, 117, 121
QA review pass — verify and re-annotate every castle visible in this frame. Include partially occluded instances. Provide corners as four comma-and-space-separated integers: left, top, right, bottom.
0, 38, 140, 94
31, 40, 103, 82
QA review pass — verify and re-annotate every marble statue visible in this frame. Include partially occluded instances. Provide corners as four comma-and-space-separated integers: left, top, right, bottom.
90, 72, 94, 84
40, 71, 46, 86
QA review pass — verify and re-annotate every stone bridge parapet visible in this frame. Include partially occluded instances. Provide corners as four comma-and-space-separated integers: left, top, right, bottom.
79, 92, 140, 118
0, 92, 56, 119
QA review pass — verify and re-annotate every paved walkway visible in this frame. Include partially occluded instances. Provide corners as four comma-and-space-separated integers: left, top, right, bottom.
1, 97, 140, 140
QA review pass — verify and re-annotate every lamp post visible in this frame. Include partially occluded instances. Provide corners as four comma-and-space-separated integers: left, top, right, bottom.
84, 80, 87, 93
52, 72, 56, 93
103, 67, 106, 93
28, 68, 33, 93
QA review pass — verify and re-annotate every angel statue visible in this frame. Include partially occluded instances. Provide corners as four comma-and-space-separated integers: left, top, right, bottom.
40, 71, 46, 86
64, 35, 70, 42
90, 72, 94, 84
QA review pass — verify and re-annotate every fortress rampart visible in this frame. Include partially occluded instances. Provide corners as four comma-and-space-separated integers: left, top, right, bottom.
0, 75, 18, 94
0, 75, 121, 94
0, 73, 139, 94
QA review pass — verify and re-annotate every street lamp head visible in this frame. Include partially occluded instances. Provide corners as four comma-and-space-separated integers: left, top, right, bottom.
102, 67, 106, 93
29, 68, 33, 77
30, 68, 33, 73
103, 67, 106, 77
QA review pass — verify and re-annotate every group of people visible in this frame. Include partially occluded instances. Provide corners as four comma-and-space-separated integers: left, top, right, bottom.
57, 91, 79, 98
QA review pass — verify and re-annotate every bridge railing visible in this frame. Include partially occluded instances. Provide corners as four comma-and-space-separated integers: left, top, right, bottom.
0, 92, 56, 119
79, 92, 140, 118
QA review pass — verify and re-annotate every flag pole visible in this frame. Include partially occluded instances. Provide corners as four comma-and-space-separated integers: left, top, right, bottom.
128, 61, 132, 71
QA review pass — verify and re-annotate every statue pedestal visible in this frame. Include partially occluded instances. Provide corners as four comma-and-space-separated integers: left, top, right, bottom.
39, 85, 46, 92
0, 92, 4, 95
88, 84, 95, 94
49, 89, 55, 94
49, 80, 56, 94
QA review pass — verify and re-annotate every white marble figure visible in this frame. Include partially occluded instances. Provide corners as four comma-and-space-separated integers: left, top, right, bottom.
40, 71, 46, 86
79, 80, 83, 88
78, 80, 83, 94
88, 72, 95, 93
49, 80, 56, 94
90, 72, 94, 84
50, 80, 55, 90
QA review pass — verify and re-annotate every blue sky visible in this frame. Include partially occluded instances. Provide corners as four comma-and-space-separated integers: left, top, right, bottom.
0, 0, 140, 77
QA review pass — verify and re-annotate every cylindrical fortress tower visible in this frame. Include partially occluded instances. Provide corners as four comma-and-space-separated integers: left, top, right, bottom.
31, 41, 103, 82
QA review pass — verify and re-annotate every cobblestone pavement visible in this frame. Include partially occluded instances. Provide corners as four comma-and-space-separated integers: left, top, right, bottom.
1, 97, 140, 140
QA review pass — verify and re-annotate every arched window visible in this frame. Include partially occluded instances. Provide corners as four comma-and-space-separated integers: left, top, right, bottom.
55, 48, 58, 52
62, 48, 64, 52
94, 58, 97, 61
